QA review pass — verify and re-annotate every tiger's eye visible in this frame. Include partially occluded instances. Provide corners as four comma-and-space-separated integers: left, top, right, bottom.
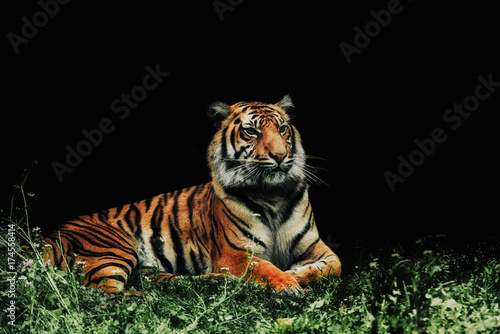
244, 127, 258, 136
278, 124, 288, 134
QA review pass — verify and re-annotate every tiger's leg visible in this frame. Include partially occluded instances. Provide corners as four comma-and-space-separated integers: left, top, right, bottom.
136, 268, 235, 285
44, 234, 139, 293
286, 239, 341, 284
84, 261, 135, 293
135, 268, 180, 283
215, 249, 302, 294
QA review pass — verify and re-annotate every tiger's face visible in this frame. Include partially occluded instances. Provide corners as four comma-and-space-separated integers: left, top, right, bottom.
208, 96, 306, 191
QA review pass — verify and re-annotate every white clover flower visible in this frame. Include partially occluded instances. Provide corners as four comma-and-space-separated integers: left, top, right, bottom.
23, 259, 33, 268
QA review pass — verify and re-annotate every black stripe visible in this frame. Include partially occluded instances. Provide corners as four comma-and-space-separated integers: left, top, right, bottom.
290, 126, 297, 154
220, 127, 228, 160
302, 202, 311, 218
280, 183, 307, 224
190, 249, 202, 274
197, 242, 207, 273
209, 201, 219, 236
230, 127, 237, 152
62, 223, 118, 248
123, 205, 137, 235
86, 262, 130, 283
187, 186, 199, 228
223, 207, 266, 248
239, 129, 247, 141
194, 227, 210, 255
210, 206, 222, 257
153, 244, 174, 274
144, 197, 153, 212
152, 200, 164, 225
234, 145, 249, 160
205, 183, 214, 200
210, 233, 221, 257
299, 259, 327, 267
89, 275, 127, 286
114, 204, 127, 219
222, 201, 249, 228
59, 223, 137, 258
117, 219, 132, 238
62, 229, 137, 260
150, 201, 174, 273
98, 210, 109, 223
71, 249, 137, 268
66, 219, 134, 248
295, 237, 320, 262
221, 224, 246, 252
317, 251, 329, 260
192, 231, 209, 271
290, 210, 313, 252
169, 217, 186, 275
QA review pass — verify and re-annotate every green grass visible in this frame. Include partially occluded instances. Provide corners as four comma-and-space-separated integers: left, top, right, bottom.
1, 185, 499, 333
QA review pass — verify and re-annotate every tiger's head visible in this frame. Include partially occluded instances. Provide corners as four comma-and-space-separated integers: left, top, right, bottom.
207, 95, 306, 192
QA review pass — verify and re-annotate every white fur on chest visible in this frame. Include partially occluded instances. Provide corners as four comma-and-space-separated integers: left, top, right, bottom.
247, 199, 311, 270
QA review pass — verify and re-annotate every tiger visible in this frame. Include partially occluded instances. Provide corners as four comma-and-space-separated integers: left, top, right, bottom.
43, 95, 341, 294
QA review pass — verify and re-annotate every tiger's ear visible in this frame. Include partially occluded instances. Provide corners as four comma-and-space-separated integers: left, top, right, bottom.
276, 95, 297, 119
207, 101, 231, 129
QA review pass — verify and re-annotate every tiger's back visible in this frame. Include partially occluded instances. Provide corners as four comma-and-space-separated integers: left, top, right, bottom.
44, 96, 341, 293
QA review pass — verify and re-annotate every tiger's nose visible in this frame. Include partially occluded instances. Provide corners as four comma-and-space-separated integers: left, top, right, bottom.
269, 152, 286, 164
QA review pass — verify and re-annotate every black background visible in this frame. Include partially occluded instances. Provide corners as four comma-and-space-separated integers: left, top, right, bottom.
3, 1, 499, 251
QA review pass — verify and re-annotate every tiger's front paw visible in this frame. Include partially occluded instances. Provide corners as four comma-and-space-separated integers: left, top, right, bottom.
286, 266, 320, 284
287, 262, 341, 284
261, 272, 302, 295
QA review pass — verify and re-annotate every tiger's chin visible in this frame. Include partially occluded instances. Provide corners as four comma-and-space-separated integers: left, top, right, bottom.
261, 170, 289, 185
224, 170, 303, 195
